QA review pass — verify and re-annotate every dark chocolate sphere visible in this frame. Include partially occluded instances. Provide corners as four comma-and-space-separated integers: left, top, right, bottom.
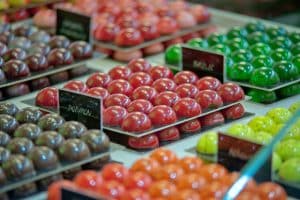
3, 59, 30, 79
38, 114, 65, 131
0, 131, 10, 147
30, 77, 51, 91
69, 41, 93, 59
48, 35, 70, 49
5, 83, 31, 97
47, 48, 74, 67
0, 31, 14, 45
28, 146, 58, 170
29, 30, 51, 43
25, 53, 49, 72
0, 42, 8, 56
14, 123, 42, 141
0, 114, 19, 134
0, 102, 19, 116
2, 154, 35, 180
9, 37, 32, 49
13, 26, 38, 37
28, 43, 51, 56
15, 107, 43, 124
81, 130, 110, 153
69, 66, 89, 78
36, 131, 65, 150
7, 137, 34, 155
59, 139, 91, 162
0, 147, 10, 165
3, 48, 26, 61
58, 121, 87, 139
49, 71, 69, 84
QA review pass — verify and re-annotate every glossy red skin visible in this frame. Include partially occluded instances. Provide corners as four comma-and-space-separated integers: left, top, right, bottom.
98, 3, 121, 16
217, 83, 245, 103
86, 72, 112, 88
117, 16, 139, 29
36, 87, 58, 107
258, 182, 287, 200
178, 119, 201, 134
121, 189, 151, 200
108, 65, 132, 80
152, 78, 177, 93
200, 111, 224, 127
195, 89, 223, 110
63, 80, 88, 92
149, 65, 174, 80
175, 83, 199, 98
154, 91, 180, 107
148, 105, 177, 126
132, 86, 158, 103
118, 7, 139, 19
102, 163, 130, 182
103, 106, 128, 126
195, 76, 222, 91
164, 37, 183, 48
94, 23, 120, 42
124, 171, 153, 190
121, 112, 152, 132
136, 2, 154, 13
127, 99, 153, 114
74, 170, 103, 191
222, 103, 245, 120
127, 58, 152, 72
129, 72, 153, 89
48, 180, 76, 200
173, 98, 202, 118
128, 134, 159, 149
156, 127, 180, 141
157, 17, 178, 35
107, 79, 133, 96
86, 87, 109, 100
190, 5, 211, 23
115, 28, 144, 46
173, 71, 198, 85
98, 180, 126, 199
139, 21, 160, 40
104, 93, 131, 108
156, 7, 175, 17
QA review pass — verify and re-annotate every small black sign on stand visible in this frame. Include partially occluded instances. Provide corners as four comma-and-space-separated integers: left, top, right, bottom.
62, 188, 107, 200
58, 89, 102, 130
181, 45, 225, 82
56, 9, 91, 42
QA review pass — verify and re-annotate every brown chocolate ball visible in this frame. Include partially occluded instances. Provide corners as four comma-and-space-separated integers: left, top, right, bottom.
28, 146, 58, 170
0, 147, 10, 165
15, 107, 43, 124
38, 173, 62, 190
36, 131, 65, 151
28, 43, 51, 56
0, 131, 10, 147
49, 71, 69, 84
3, 59, 30, 79
0, 102, 19, 116
58, 121, 87, 139
0, 42, 8, 56
14, 123, 42, 141
81, 130, 110, 153
13, 26, 38, 37
25, 53, 49, 72
29, 30, 51, 43
3, 48, 27, 61
47, 48, 74, 67
12, 182, 37, 198
69, 41, 93, 59
5, 83, 31, 98
30, 77, 51, 91
38, 113, 65, 131
0, 114, 19, 134
48, 35, 70, 49
59, 139, 91, 162
7, 137, 34, 155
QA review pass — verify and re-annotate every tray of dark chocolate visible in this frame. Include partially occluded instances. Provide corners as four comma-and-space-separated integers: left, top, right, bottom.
0, 102, 111, 195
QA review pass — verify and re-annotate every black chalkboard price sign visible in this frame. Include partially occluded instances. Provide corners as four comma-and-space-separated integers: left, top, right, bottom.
58, 89, 102, 130
181, 45, 225, 82
56, 9, 91, 42
61, 188, 108, 200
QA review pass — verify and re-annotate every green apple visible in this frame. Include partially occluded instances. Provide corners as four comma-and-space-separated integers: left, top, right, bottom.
8, 0, 28, 7
284, 124, 300, 140
165, 44, 181, 65
252, 131, 273, 145
269, 123, 284, 136
278, 158, 300, 182
196, 131, 217, 155
289, 101, 300, 114
227, 123, 255, 140
272, 152, 282, 172
275, 139, 300, 161
247, 89, 277, 103
247, 116, 275, 132
266, 107, 292, 124
278, 83, 300, 97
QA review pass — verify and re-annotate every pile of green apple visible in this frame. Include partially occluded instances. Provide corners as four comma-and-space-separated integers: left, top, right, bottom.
196, 101, 300, 183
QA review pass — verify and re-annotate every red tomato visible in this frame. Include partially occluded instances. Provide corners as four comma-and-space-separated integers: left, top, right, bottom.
86, 72, 112, 88
48, 180, 76, 200
139, 21, 160, 40
175, 83, 199, 98
195, 89, 223, 110
115, 28, 144, 46
86, 87, 109, 100
107, 79, 133, 96
152, 78, 177, 93
129, 72, 153, 89
176, 173, 207, 190
124, 171, 153, 190
157, 16, 178, 35
108, 65, 132, 80
148, 105, 177, 126
199, 181, 229, 199
154, 91, 180, 107
132, 86, 158, 103
116, 16, 139, 29
154, 164, 184, 182
200, 111, 224, 127
148, 180, 177, 198
222, 103, 245, 120
173, 71, 198, 85
101, 163, 129, 182
198, 164, 228, 182
258, 182, 287, 200
36, 87, 58, 107
173, 189, 201, 200
120, 189, 151, 200
103, 106, 128, 126
173, 98, 202, 117
156, 127, 180, 141
63, 80, 88, 92
121, 112, 152, 132
149, 65, 174, 80
127, 99, 153, 114
98, 180, 126, 199
94, 23, 120, 42
217, 83, 245, 103
128, 134, 159, 149
178, 156, 203, 173
74, 170, 103, 191
195, 76, 221, 91
149, 148, 178, 165
130, 157, 160, 174
136, 2, 154, 13
104, 93, 131, 108
178, 119, 201, 134
127, 58, 152, 72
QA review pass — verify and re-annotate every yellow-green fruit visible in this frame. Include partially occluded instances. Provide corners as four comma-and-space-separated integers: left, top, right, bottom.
269, 123, 284, 136
275, 139, 300, 161
289, 101, 300, 114
266, 107, 292, 124
253, 131, 273, 145
227, 123, 254, 140
196, 131, 217, 155
278, 158, 300, 182
272, 152, 282, 172
248, 116, 274, 132
284, 124, 300, 140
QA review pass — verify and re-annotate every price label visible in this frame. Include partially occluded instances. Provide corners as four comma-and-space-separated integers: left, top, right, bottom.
58, 89, 102, 130
61, 188, 107, 200
56, 9, 91, 42
181, 45, 225, 82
